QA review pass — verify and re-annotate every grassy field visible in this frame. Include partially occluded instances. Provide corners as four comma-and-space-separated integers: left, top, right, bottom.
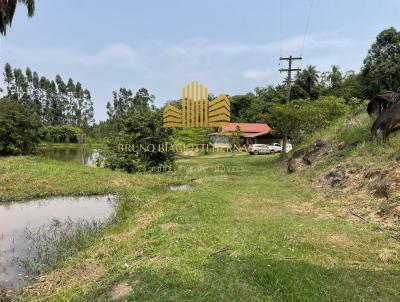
0, 154, 399, 301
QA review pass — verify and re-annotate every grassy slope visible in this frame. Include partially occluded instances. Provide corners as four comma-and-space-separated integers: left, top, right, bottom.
0, 154, 399, 301
297, 110, 400, 230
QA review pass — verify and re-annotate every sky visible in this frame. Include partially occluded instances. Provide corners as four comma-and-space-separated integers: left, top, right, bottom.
0, 0, 399, 121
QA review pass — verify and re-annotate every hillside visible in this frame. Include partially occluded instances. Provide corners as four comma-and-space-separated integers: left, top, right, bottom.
288, 107, 400, 241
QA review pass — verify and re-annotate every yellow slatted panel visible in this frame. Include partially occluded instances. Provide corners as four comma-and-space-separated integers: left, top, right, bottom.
185, 84, 190, 127
208, 122, 229, 127
208, 107, 230, 118
163, 82, 230, 128
195, 81, 199, 127
164, 116, 182, 123
208, 95, 230, 107
164, 105, 181, 114
209, 101, 230, 112
181, 87, 185, 127
205, 87, 209, 127
200, 84, 203, 127
164, 123, 183, 128
191, 81, 194, 127
163, 110, 181, 119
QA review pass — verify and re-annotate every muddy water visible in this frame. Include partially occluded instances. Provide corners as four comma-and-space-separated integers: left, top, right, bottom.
38, 147, 100, 166
0, 195, 115, 293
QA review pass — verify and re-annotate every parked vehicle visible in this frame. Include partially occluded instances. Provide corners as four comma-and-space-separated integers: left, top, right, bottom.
248, 144, 271, 155
269, 143, 293, 153
269, 143, 282, 153
248, 143, 293, 155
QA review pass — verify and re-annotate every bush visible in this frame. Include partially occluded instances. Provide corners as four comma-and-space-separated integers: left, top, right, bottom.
0, 99, 41, 155
40, 125, 86, 143
267, 97, 348, 144
172, 127, 211, 145
101, 109, 175, 173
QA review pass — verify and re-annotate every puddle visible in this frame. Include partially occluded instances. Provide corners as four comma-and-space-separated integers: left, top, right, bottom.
0, 195, 116, 294
169, 185, 192, 192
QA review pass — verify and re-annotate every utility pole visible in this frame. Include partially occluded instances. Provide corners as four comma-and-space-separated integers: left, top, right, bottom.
279, 56, 302, 103
279, 55, 302, 154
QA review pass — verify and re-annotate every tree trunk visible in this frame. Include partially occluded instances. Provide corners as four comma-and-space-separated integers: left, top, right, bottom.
282, 135, 287, 154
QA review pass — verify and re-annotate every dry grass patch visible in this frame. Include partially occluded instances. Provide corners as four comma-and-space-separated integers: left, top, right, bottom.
27, 261, 106, 296
111, 282, 132, 300
160, 221, 178, 231
378, 249, 398, 263
105, 211, 163, 242
326, 234, 356, 247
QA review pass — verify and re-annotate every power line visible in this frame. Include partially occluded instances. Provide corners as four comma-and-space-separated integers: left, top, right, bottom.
300, 0, 314, 68
279, 0, 283, 58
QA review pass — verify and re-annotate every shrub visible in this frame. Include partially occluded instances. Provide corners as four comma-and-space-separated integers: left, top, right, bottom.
100, 109, 175, 173
40, 125, 86, 143
172, 127, 211, 145
267, 97, 348, 144
0, 99, 41, 155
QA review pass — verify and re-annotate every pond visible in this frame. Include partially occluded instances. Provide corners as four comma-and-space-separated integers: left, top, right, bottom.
0, 195, 116, 296
38, 147, 101, 166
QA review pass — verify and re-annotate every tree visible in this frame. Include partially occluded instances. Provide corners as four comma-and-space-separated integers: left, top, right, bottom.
31, 71, 41, 116
106, 87, 154, 119
230, 93, 257, 122
327, 65, 343, 89
66, 78, 75, 123
361, 27, 400, 97
82, 89, 94, 127
101, 107, 175, 173
0, 0, 35, 35
107, 88, 134, 118
3, 63, 14, 98
0, 99, 41, 155
55, 75, 68, 124
1, 64, 95, 128
13, 68, 28, 101
267, 97, 348, 147
292, 65, 321, 101
132, 87, 155, 112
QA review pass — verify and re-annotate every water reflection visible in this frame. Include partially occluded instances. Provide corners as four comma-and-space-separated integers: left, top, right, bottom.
0, 195, 115, 293
38, 148, 100, 166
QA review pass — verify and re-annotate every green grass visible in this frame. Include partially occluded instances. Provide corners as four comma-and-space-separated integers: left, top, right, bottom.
302, 111, 400, 168
0, 154, 399, 301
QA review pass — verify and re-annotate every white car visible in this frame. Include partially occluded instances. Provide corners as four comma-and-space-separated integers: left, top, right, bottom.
269, 143, 293, 153
248, 144, 271, 155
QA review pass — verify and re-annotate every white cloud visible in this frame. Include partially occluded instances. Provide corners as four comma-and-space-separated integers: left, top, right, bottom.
243, 69, 273, 80
0, 34, 370, 120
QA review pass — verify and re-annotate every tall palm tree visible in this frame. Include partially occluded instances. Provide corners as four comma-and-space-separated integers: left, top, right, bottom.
0, 0, 35, 35
327, 65, 343, 88
301, 65, 319, 95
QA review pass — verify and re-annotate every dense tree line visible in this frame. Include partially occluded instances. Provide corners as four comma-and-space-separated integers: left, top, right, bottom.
3, 63, 94, 128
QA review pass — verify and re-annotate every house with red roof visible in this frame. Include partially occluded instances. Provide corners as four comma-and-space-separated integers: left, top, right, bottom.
208, 123, 280, 147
